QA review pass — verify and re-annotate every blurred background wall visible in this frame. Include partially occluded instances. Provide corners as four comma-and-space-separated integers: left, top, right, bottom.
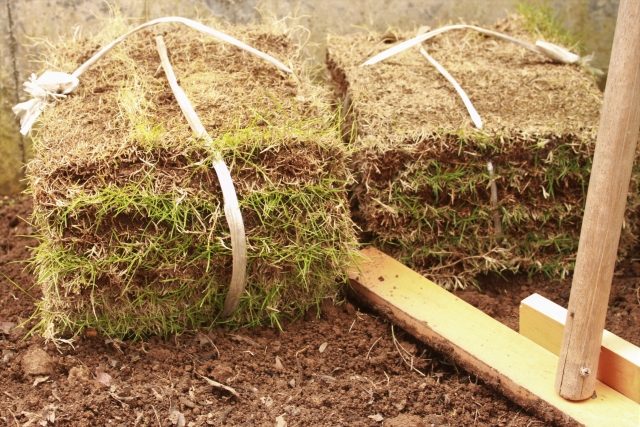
0, 0, 620, 195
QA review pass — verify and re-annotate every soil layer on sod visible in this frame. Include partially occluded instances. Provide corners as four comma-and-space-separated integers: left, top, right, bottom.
27, 20, 358, 340
327, 15, 640, 289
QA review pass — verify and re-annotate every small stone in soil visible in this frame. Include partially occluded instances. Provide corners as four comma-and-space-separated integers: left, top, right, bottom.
274, 356, 284, 370
3, 350, 16, 363
261, 396, 274, 408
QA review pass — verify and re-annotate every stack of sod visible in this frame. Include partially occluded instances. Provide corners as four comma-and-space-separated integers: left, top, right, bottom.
28, 19, 358, 340
327, 15, 639, 289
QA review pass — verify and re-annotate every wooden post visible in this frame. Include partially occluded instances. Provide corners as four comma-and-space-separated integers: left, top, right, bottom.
555, 0, 640, 401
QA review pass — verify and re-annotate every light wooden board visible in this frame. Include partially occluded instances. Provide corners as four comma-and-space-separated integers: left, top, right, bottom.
520, 293, 640, 404
348, 247, 640, 427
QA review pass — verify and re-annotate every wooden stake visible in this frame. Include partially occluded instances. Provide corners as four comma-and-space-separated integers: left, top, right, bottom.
555, 0, 640, 401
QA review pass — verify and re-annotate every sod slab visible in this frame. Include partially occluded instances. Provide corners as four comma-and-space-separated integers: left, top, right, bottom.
28, 19, 359, 340
327, 15, 639, 289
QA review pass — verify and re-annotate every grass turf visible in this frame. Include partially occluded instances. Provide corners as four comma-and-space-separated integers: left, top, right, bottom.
327, 14, 639, 289
28, 17, 359, 340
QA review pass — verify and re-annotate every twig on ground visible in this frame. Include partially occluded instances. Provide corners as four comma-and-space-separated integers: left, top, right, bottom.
391, 325, 425, 376
152, 405, 161, 427
217, 407, 233, 424
312, 373, 337, 382
200, 375, 240, 399
295, 356, 304, 385
134, 410, 144, 426
229, 334, 260, 348
6, 407, 19, 427
109, 392, 135, 409
201, 334, 221, 358
152, 373, 170, 384
366, 337, 382, 359
295, 345, 309, 385
353, 374, 377, 389
3, 391, 18, 400
295, 346, 308, 358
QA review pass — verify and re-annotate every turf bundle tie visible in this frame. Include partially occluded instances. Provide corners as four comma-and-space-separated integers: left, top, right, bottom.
416, 26, 482, 129
155, 35, 247, 318
487, 162, 502, 236
12, 72, 80, 135
361, 24, 596, 70
13, 16, 298, 136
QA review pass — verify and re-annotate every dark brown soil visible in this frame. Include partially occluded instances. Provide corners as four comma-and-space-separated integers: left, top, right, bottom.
1, 195, 639, 426
456, 270, 640, 347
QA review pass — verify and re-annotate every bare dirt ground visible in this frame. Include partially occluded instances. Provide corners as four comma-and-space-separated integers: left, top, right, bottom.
1, 194, 639, 426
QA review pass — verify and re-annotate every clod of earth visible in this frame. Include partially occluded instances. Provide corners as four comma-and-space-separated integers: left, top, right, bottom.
67, 365, 92, 386
20, 346, 54, 376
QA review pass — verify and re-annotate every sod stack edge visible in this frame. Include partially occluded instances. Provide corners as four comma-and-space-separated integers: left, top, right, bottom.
327, 15, 640, 290
28, 21, 359, 340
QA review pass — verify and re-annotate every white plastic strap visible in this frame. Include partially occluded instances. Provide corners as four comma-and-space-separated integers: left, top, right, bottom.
155, 35, 247, 318
362, 24, 587, 67
418, 45, 482, 129
534, 40, 580, 64
13, 16, 297, 135
12, 72, 79, 135
377, 26, 482, 130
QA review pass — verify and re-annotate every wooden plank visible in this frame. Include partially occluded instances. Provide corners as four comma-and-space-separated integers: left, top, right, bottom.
521, 293, 640, 404
348, 247, 640, 427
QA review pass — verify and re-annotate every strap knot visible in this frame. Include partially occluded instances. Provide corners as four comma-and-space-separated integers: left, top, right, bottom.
12, 71, 79, 135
